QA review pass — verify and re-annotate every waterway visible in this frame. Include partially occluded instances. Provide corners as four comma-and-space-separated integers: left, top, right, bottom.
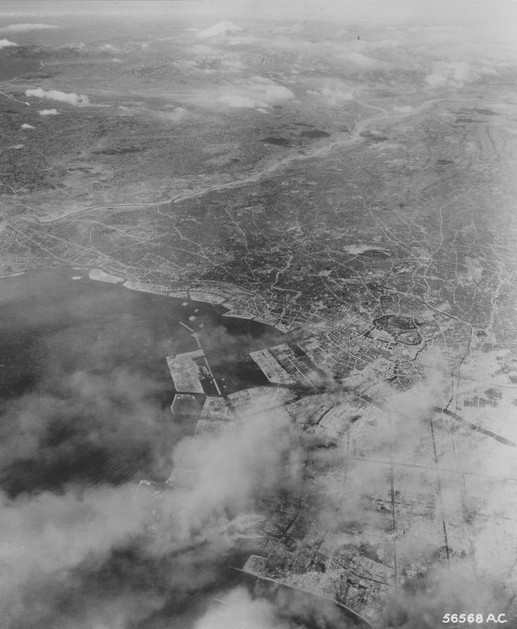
0, 266, 360, 629
0, 266, 278, 496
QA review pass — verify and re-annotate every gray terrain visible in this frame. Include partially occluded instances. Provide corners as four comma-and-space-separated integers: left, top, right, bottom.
0, 1, 517, 628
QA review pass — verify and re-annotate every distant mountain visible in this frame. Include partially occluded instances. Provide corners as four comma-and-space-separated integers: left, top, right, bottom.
198, 20, 242, 39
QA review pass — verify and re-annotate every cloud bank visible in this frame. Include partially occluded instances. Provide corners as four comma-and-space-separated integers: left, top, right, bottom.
194, 588, 293, 629
0, 397, 303, 628
216, 76, 295, 109
170, 400, 303, 540
198, 20, 242, 39
0, 270, 304, 629
424, 60, 498, 89
26, 88, 90, 106
194, 584, 359, 629
0, 38, 16, 48
1, 22, 58, 32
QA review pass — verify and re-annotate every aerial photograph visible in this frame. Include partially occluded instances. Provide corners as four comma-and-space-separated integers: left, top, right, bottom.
0, 0, 516, 627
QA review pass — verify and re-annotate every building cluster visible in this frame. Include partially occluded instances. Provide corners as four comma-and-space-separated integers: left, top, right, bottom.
241, 539, 391, 622
166, 350, 206, 394
250, 343, 320, 388
161, 297, 470, 624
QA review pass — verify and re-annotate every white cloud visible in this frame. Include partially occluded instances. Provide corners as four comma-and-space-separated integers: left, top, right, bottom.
0, 483, 166, 615
150, 106, 189, 123
317, 86, 354, 103
1, 23, 57, 33
26, 88, 90, 107
313, 348, 451, 522
198, 20, 242, 39
262, 83, 294, 101
0, 387, 305, 624
305, 78, 355, 106
339, 51, 380, 69
194, 584, 347, 629
0, 38, 16, 48
170, 400, 302, 540
218, 94, 258, 108
21, 123, 34, 129
194, 588, 290, 629
393, 105, 415, 113
38, 109, 59, 116
216, 76, 295, 109
425, 61, 474, 89
165, 106, 188, 121
424, 58, 500, 90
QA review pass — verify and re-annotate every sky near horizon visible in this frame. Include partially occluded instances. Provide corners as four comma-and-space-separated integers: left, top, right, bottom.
1, 0, 517, 24
1, 1, 515, 54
